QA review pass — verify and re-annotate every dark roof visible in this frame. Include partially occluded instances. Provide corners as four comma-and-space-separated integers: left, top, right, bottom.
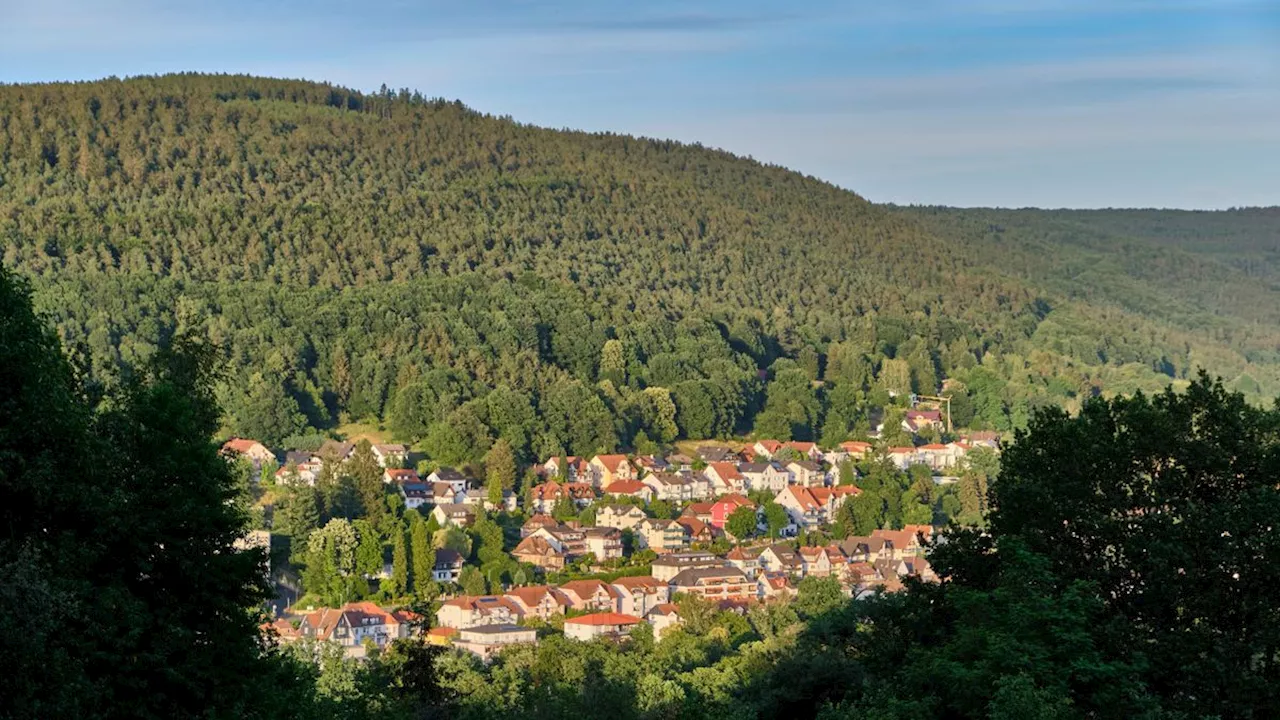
284, 450, 314, 465
669, 566, 749, 585
432, 467, 468, 481
400, 482, 430, 497
319, 440, 355, 458
696, 446, 735, 462
737, 462, 771, 473
434, 548, 464, 567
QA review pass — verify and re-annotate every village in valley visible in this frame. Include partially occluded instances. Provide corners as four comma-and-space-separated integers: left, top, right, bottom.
225, 406, 1000, 662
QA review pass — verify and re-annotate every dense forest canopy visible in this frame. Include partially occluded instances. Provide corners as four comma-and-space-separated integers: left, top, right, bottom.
1, 73, 1277, 458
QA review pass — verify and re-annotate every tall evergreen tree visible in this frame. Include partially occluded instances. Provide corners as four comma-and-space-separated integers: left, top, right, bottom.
391, 524, 409, 597
348, 439, 385, 525
410, 515, 435, 597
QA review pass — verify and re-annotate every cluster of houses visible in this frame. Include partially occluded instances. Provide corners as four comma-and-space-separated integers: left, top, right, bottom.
268, 522, 938, 661
268, 601, 422, 659
424, 522, 937, 659
223, 432, 997, 559
234, 429, 991, 662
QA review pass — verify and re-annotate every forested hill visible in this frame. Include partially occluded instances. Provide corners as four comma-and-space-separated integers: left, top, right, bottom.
1, 74, 1277, 458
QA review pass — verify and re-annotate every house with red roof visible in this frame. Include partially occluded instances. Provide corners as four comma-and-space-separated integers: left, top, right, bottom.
798, 546, 840, 577
382, 467, 419, 485
221, 438, 275, 471
886, 446, 924, 471
870, 527, 928, 559
563, 612, 643, 641
528, 482, 597, 513
647, 603, 682, 637
752, 439, 783, 459
602, 479, 654, 502
757, 570, 794, 600
774, 485, 859, 528
557, 579, 623, 612
676, 516, 722, 544
512, 535, 568, 570
680, 502, 715, 524
298, 602, 420, 656
783, 441, 824, 462
709, 494, 756, 529
902, 410, 944, 434
520, 514, 560, 537
725, 545, 763, 578
436, 595, 523, 629
589, 454, 636, 487
503, 585, 569, 621
542, 455, 590, 482
839, 440, 874, 458
704, 462, 746, 494
633, 455, 670, 475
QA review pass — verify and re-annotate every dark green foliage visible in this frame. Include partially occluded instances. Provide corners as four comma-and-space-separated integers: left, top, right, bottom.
724, 505, 758, 540
3, 75, 1275, 457
0, 265, 308, 719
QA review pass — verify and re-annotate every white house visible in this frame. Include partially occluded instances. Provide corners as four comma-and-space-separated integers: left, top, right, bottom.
427, 467, 471, 494
372, 443, 408, 468
563, 613, 643, 641
738, 462, 791, 492
786, 460, 825, 488
595, 504, 649, 531
454, 624, 537, 660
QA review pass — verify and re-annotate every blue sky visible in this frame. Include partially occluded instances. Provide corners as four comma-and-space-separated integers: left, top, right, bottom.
4, 0, 1278, 208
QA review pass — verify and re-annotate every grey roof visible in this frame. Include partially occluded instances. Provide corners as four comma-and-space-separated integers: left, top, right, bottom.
738, 462, 771, 473
284, 451, 314, 465
319, 440, 355, 458
432, 467, 468, 481
696, 446, 735, 462
669, 566, 748, 586
434, 548, 463, 568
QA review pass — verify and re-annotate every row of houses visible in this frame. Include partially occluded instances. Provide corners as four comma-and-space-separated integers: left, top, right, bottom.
269, 602, 421, 658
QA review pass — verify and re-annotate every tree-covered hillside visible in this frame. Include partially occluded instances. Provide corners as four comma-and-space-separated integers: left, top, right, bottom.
1, 74, 1277, 458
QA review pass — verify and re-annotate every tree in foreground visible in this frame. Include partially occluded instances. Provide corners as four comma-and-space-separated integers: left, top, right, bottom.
0, 266, 312, 719
782, 375, 1280, 719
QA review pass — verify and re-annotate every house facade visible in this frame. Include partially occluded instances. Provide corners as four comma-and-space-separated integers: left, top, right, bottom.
454, 624, 537, 660
668, 566, 755, 602
589, 455, 636, 487
563, 613, 643, 641
436, 596, 522, 629
427, 467, 471, 494
222, 438, 276, 471
635, 518, 689, 554
595, 503, 648, 531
